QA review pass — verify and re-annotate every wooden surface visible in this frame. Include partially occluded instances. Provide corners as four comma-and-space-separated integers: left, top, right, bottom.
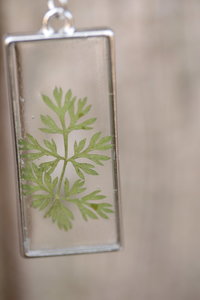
1, 0, 200, 299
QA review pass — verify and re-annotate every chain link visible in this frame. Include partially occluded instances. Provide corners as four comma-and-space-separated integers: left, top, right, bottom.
48, 0, 68, 10
41, 0, 74, 35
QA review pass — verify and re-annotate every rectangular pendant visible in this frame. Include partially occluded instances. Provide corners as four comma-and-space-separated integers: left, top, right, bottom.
4, 29, 121, 257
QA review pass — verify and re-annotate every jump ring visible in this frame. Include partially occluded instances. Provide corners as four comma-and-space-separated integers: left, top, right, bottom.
42, 7, 75, 35
48, 0, 68, 10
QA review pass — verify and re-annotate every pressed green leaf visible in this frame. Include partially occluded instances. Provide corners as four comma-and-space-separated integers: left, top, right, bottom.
94, 144, 113, 151
21, 152, 44, 160
44, 139, 53, 152
19, 135, 38, 151
78, 207, 87, 221
20, 88, 114, 231
49, 159, 59, 174
73, 164, 85, 180
82, 190, 100, 201
53, 87, 63, 107
83, 169, 98, 176
81, 104, 91, 117
22, 184, 42, 195
96, 203, 114, 218
52, 177, 58, 189
64, 178, 70, 196
84, 202, 114, 219
39, 159, 59, 174
76, 162, 98, 176
77, 138, 86, 152
68, 97, 76, 122
45, 201, 74, 231
44, 172, 52, 190
96, 210, 109, 219
75, 118, 97, 130
70, 179, 86, 195
98, 136, 112, 145
77, 97, 87, 111
32, 194, 50, 200
32, 196, 51, 210
19, 134, 42, 152
26, 134, 38, 145
82, 190, 106, 201
18, 139, 25, 145
89, 132, 101, 147
101, 207, 114, 213
74, 141, 78, 154
74, 138, 86, 154
21, 166, 35, 181
32, 162, 40, 177
40, 115, 62, 134
40, 115, 55, 128
80, 206, 98, 221
39, 128, 63, 134
99, 203, 113, 209
77, 98, 91, 119
84, 154, 110, 165
51, 139, 57, 152
42, 94, 59, 114
19, 140, 39, 151
31, 163, 43, 183
43, 139, 57, 154
63, 89, 72, 112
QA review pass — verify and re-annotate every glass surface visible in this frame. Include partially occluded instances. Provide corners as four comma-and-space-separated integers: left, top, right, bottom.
5, 31, 121, 256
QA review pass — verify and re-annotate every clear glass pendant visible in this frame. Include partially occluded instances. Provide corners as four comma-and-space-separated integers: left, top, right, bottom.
4, 3, 122, 257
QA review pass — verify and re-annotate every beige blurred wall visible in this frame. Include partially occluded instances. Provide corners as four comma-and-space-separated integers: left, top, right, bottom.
1, 0, 200, 299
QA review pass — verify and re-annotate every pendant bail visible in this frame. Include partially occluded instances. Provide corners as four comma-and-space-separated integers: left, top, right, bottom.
42, 1, 75, 35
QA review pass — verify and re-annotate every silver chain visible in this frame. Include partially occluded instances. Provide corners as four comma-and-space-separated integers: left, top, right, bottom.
48, 0, 68, 10
41, 0, 74, 35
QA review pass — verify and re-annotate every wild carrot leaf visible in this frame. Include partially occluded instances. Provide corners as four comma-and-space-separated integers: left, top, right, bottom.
45, 200, 74, 231
19, 88, 114, 231
40, 115, 63, 134
53, 87, 63, 107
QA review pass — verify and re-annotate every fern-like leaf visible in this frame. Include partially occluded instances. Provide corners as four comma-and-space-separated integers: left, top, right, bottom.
45, 200, 74, 231
19, 87, 114, 231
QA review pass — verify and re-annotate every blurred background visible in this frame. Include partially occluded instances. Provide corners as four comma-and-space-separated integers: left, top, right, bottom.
1, 0, 200, 299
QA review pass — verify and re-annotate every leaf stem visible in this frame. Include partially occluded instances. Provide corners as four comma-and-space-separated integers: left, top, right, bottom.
57, 117, 69, 195
57, 160, 67, 193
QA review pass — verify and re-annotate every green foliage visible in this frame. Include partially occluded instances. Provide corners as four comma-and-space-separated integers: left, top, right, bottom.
19, 87, 114, 231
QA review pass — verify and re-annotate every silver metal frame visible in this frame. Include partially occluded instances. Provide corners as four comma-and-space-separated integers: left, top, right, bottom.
4, 28, 122, 258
